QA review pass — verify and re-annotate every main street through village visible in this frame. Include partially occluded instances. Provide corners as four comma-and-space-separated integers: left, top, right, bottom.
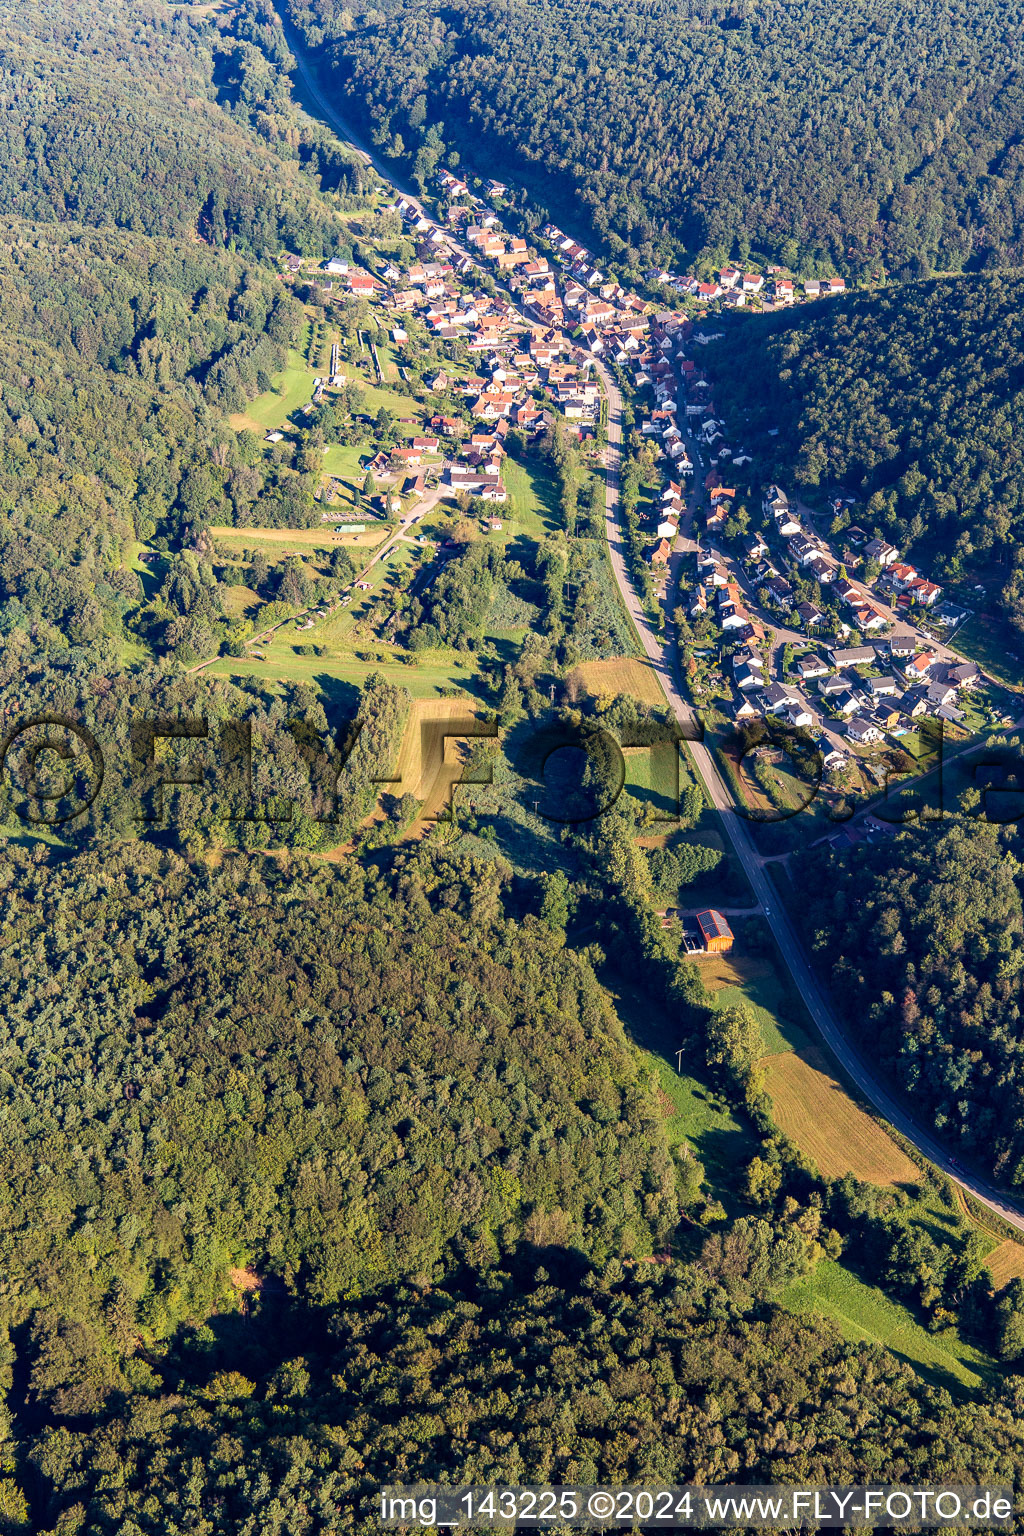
282, 8, 1024, 1238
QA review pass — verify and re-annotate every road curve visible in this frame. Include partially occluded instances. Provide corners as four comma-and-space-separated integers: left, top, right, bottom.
279, 7, 1024, 1238
594, 358, 1024, 1237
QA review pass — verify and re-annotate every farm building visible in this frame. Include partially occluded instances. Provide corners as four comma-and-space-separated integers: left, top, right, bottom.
696, 909, 734, 953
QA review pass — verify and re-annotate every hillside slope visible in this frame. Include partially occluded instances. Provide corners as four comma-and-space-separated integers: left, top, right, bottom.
285, 0, 1024, 276
704, 271, 1024, 626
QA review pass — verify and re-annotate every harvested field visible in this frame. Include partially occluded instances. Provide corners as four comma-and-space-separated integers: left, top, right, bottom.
985, 1240, 1024, 1290
762, 1046, 920, 1185
574, 657, 666, 707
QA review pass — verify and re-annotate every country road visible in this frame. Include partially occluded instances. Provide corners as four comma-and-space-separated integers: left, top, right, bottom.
594, 359, 1024, 1238
280, 7, 1024, 1237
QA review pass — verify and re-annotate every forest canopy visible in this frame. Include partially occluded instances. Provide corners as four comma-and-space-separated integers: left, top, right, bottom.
703, 272, 1024, 626
798, 818, 1024, 1188
286, 0, 1024, 275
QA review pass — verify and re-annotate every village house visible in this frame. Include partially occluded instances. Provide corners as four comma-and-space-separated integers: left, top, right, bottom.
865, 537, 899, 567
847, 716, 882, 744
828, 645, 877, 669
760, 682, 802, 716
818, 673, 852, 698
765, 575, 794, 609
946, 660, 980, 687
906, 577, 942, 606
873, 703, 902, 731
899, 687, 930, 717
904, 652, 938, 681
795, 600, 825, 627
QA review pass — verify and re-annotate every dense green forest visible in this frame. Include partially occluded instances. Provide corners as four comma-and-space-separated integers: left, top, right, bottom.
799, 817, 1024, 1187
6, 0, 1024, 1526
0, 0, 365, 253
23, 1261, 1024, 1533
704, 272, 1024, 626
0, 0, 374, 670
285, 0, 1024, 275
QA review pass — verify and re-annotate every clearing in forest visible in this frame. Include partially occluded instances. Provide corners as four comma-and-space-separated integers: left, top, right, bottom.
762, 1046, 919, 1186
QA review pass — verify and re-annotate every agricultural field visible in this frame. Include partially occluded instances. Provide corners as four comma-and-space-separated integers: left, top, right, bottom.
392, 698, 496, 835
574, 657, 666, 707
984, 1240, 1024, 1290
762, 1046, 920, 1186
781, 1261, 995, 1394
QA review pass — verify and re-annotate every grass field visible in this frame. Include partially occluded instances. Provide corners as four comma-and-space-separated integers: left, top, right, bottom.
623, 743, 679, 815
230, 348, 317, 433
781, 1259, 994, 1392
220, 584, 261, 619
762, 1046, 920, 1185
701, 945, 813, 1057
322, 443, 368, 481
955, 614, 1024, 690
359, 381, 420, 418
501, 455, 562, 538
984, 1239, 1024, 1290
601, 970, 756, 1201
211, 525, 387, 559
207, 650, 480, 698
574, 657, 667, 706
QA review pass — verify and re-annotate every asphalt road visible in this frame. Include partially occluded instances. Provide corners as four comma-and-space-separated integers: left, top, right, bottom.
282, 9, 1024, 1237
594, 359, 1024, 1237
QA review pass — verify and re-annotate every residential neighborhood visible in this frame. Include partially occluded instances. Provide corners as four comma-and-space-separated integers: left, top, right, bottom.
276, 162, 1001, 813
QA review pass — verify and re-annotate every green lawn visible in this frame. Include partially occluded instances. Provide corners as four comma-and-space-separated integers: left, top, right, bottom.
322, 443, 368, 480
235, 348, 317, 432
781, 1259, 995, 1394
501, 455, 562, 538
207, 651, 482, 698
955, 614, 1024, 690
